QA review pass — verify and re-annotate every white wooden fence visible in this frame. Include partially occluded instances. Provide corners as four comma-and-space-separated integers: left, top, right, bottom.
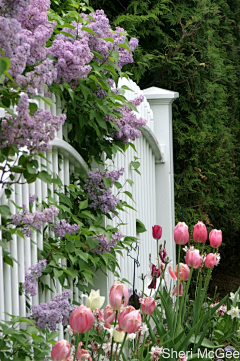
0, 79, 178, 332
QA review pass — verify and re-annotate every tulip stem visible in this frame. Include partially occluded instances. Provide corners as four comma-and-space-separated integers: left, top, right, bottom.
116, 333, 128, 361
85, 331, 89, 349
175, 245, 181, 312
157, 239, 160, 269
97, 330, 107, 361
180, 267, 193, 323
110, 311, 118, 361
73, 334, 80, 361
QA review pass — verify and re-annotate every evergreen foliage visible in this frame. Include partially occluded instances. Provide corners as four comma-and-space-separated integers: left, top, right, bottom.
90, 0, 240, 244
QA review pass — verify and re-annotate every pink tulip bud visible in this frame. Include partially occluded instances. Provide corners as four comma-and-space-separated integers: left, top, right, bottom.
118, 309, 142, 333
204, 253, 219, 268
109, 281, 129, 310
172, 283, 183, 297
209, 229, 222, 248
51, 340, 71, 361
69, 305, 94, 333
152, 225, 162, 240
93, 308, 104, 322
193, 221, 207, 243
103, 305, 116, 328
169, 263, 190, 281
77, 343, 92, 361
185, 247, 202, 269
139, 297, 156, 315
174, 222, 189, 245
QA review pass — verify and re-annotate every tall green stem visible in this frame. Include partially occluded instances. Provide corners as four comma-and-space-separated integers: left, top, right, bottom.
180, 267, 193, 323
157, 239, 160, 269
97, 330, 107, 361
116, 333, 128, 361
73, 334, 80, 361
110, 311, 118, 361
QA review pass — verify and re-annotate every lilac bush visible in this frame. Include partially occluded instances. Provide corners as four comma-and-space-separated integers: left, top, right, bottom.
23, 259, 47, 296
83, 167, 124, 214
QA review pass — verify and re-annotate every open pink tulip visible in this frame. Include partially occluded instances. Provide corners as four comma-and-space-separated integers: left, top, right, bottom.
193, 221, 207, 243
152, 225, 162, 240
69, 305, 94, 333
118, 309, 142, 333
209, 229, 222, 248
174, 222, 189, 245
185, 247, 202, 269
172, 283, 183, 297
109, 281, 129, 310
51, 340, 71, 361
204, 253, 219, 268
139, 297, 156, 315
117, 305, 135, 328
169, 263, 190, 281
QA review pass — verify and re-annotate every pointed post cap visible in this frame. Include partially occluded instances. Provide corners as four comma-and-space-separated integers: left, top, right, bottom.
143, 86, 179, 101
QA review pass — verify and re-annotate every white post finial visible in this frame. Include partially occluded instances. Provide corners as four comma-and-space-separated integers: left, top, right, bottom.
143, 86, 179, 280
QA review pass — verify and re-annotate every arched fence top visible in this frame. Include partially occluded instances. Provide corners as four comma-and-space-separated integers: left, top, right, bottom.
50, 138, 88, 174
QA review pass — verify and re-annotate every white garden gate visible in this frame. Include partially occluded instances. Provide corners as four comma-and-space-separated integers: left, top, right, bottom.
0, 79, 178, 335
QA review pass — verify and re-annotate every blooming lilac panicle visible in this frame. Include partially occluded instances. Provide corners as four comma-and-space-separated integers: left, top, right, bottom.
12, 204, 60, 236
31, 289, 74, 331
106, 95, 147, 144
23, 259, 47, 296
29, 194, 37, 205
0, 94, 66, 152
52, 219, 80, 237
83, 168, 124, 214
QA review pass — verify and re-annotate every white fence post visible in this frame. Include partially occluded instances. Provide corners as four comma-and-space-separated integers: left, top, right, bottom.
143, 87, 179, 279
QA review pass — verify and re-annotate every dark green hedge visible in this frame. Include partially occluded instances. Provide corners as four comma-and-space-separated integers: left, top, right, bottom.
90, 0, 240, 245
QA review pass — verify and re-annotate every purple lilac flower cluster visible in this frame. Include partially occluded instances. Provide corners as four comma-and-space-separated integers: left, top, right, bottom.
12, 204, 59, 237
106, 95, 147, 144
0, 0, 57, 92
29, 194, 37, 205
23, 259, 47, 296
0, 94, 66, 152
83, 168, 124, 214
53, 9, 138, 78
31, 289, 74, 331
91, 231, 122, 254
51, 219, 80, 237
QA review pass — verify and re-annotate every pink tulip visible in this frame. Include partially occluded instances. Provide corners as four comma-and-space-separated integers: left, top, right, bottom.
117, 305, 135, 328
69, 305, 94, 333
185, 247, 202, 268
51, 340, 71, 361
204, 253, 219, 268
152, 225, 162, 240
77, 343, 92, 361
104, 305, 116, 328
172, 283, 183, 297
109, 281, 129, 310
193, 221, 207, 243
169, 263, 190, 281
174, 222, 189, 245
118, 309, 142, 333
209, 229, 222, 248
139, 297, 156, 315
